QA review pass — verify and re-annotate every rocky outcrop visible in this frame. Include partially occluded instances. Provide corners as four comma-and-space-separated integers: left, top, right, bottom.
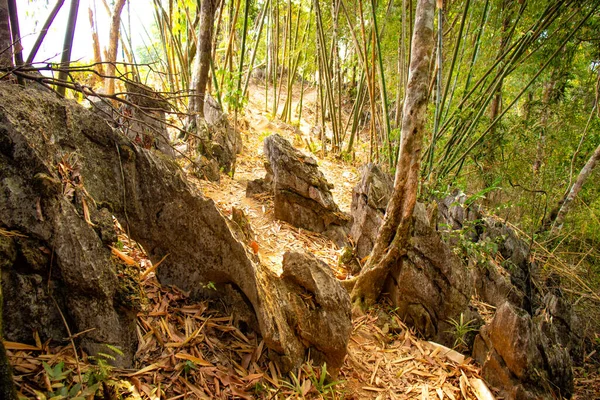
473, 301, 574, 399
349, 166, 472, 342
348, 167, 582, 399
122, 81, 174, 157
0, 84, 138, 366
349, 163, 393, 259
278, 252, 352, 372
384, 203, 474, 343
0, 82, 349, 374
191, 95, 242, 181
438, 193, 533, 311
251, 134, 349, 246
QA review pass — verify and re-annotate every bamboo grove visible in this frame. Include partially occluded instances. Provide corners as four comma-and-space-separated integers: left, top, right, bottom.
24, 0, 600, 240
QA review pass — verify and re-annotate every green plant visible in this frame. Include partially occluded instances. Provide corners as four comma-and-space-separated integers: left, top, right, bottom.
447, 313, 478, 351
37, 362, 99, 400
281, 369, 306, 397
449, 218, 502, 266
84, 344, 123, 387
252, 381, 268, 396
217, 69, 248, 113
305, 363, 344, 398
182, 360, 197, 375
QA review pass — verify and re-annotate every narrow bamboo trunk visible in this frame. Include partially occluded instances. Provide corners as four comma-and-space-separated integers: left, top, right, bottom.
553, 143, 600, 230
57, 0, 80, 96
104, 0, 127, 96
193, 0, 217, 118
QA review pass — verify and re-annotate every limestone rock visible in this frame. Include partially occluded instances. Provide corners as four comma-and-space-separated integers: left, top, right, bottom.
338, 246, 361, 275
190, 154, 221, 183
0, 85, 137, 366
246, 177, 270, 197
0, 82, 348, 374
347, 169, 581, 399
473, 302, 574, 399
197, 95, 242, 176
436, 191, 532, 310
261, 134, 349, 246
349, 163, 393, 259
384, 203, 473, 342
279, 252, 352, 373
122, 81, 174, 157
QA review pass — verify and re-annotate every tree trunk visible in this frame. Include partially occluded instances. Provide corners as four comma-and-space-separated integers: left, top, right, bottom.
0, 0, 13, 70
192, 0, 217, 119
88, 5, 104, 86
104, 0, 126, 96
56, 0, 79, 96
6, 0, 22, 74
350, 0, 435, 309
532, 77, 556, 175
26, 0, 66, 65
552, 142, 600, 230
484, 0, 513, 186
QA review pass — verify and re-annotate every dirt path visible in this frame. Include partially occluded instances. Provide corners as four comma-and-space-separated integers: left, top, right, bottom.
187, 83, 490, 399
192, 83, 360, 276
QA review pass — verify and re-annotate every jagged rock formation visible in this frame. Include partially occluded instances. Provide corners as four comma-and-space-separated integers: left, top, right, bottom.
191, 95, 242, 182
122, 81, 174, 157
278, 252, 351, 372
348, 166, 582, 399
0, 84, 138, 366
439, 192, 582, 399
473, 300, 576, 399
248, 134, 349, 246
384, 202, 474, 343
0, 82, 350, 374
349, 163, 394, 259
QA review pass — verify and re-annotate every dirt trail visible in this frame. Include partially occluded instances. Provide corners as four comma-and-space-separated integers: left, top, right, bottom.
193, 83, 360, 276
188, 83, 490, 399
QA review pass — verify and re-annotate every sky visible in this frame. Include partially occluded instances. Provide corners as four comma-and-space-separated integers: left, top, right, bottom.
19, 0, 156, 64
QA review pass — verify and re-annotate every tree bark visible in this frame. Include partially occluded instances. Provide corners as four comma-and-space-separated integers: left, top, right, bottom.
350, 0, 435, 309
192, 0, 217, 119
88, 6, 104, 86
0, 0, 13, 70
26, 0, 66, 65
56, 0, 79, 96
552, 142, 600, 230
104, 0, 126, 96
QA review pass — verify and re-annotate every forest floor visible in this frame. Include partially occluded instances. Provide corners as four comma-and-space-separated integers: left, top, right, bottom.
6, 81, 600, 399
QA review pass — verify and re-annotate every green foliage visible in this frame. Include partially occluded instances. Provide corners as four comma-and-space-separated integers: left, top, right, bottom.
447, 217, 502, 266
182, 360, 197, 375
39, 361, 99, 400
305, 363, 344, 398
280, 363, 345, 399
281, 370, 306, 397
216, 69, 248, 113
85, 344, 123, 387
446, 313, 478, 352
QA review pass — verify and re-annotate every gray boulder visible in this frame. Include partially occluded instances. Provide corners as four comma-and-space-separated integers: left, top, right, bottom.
349, 163, 393, 259
260, 134, 349, 246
